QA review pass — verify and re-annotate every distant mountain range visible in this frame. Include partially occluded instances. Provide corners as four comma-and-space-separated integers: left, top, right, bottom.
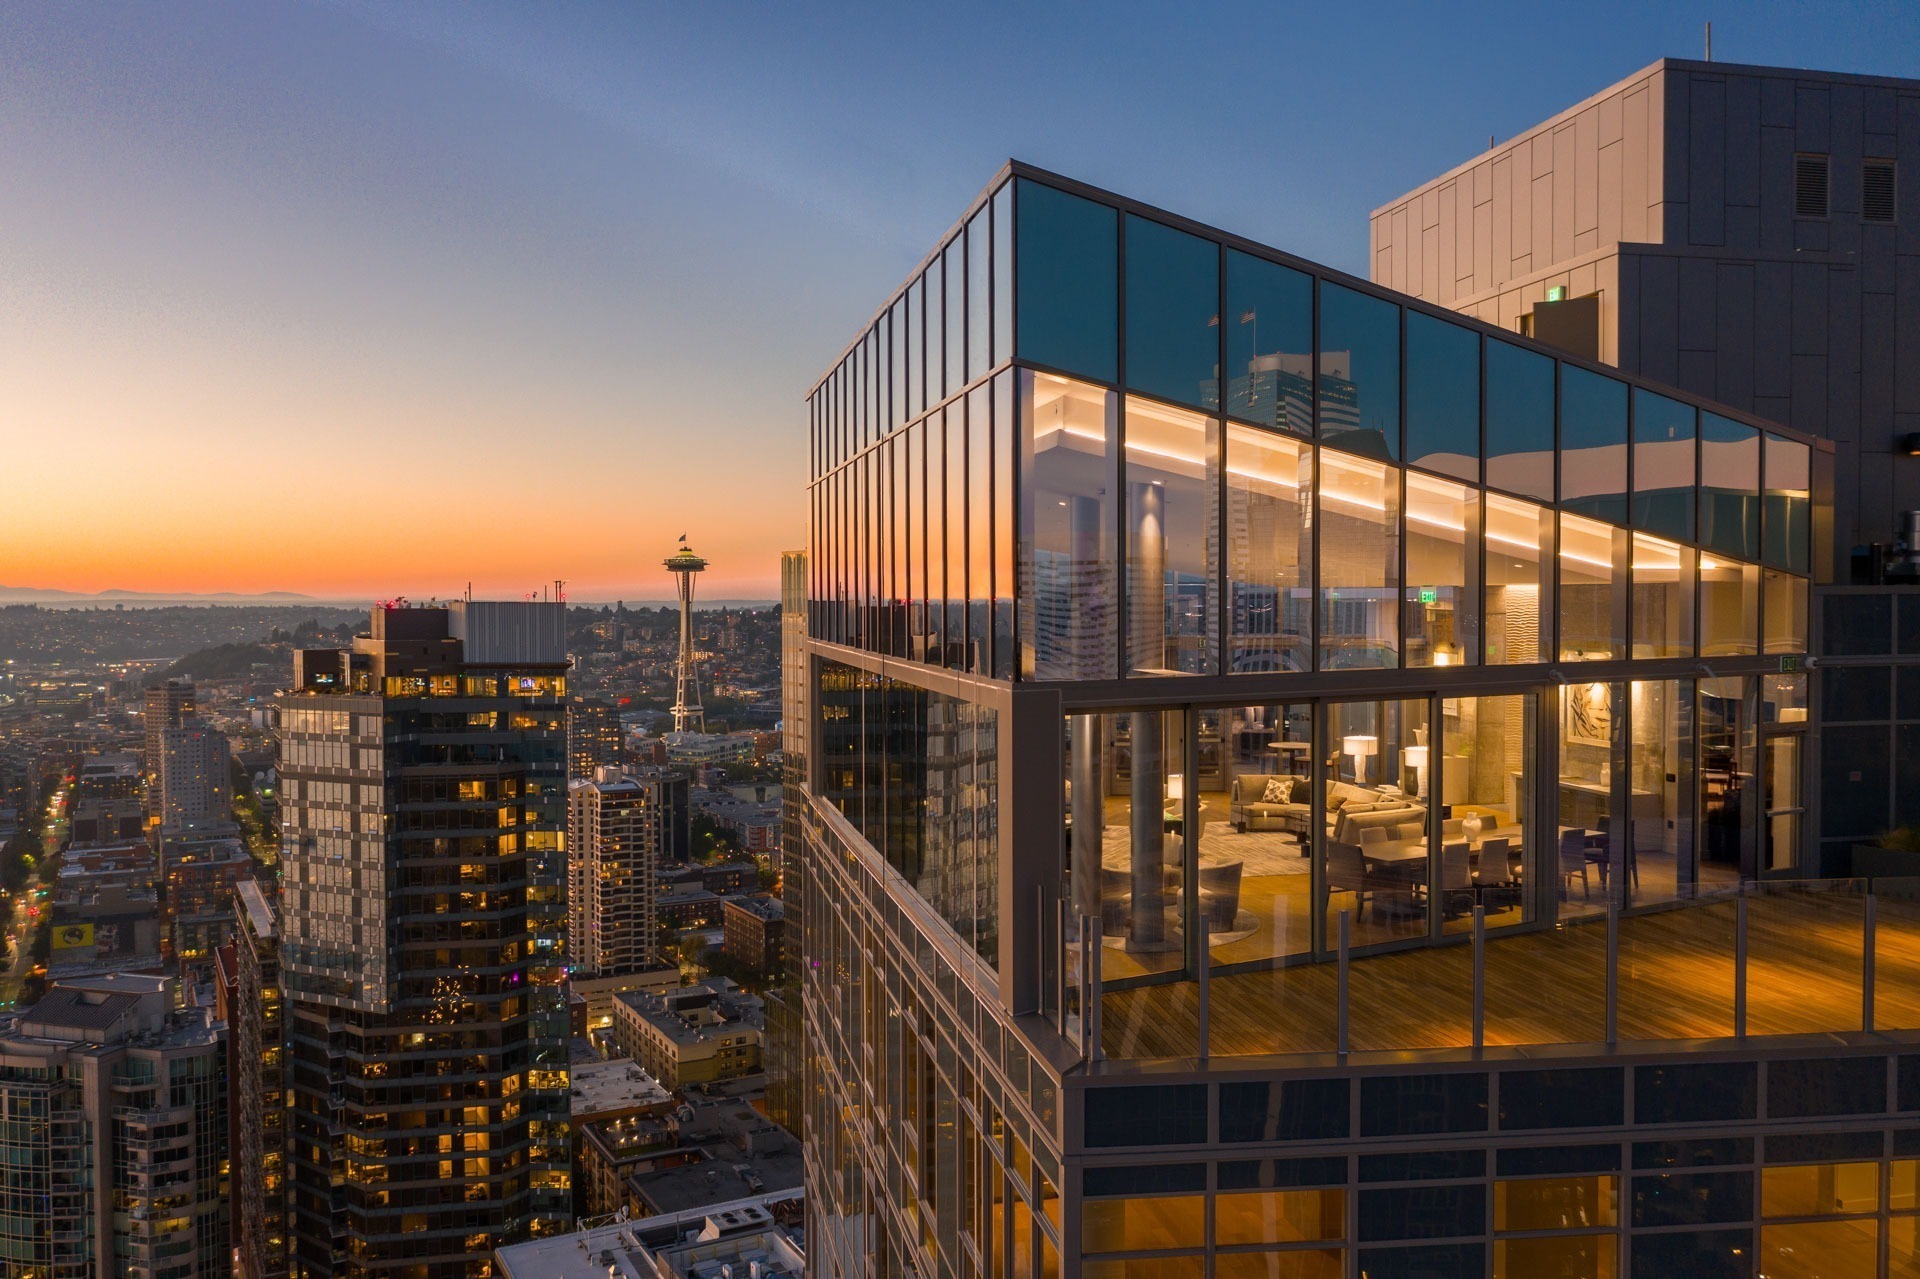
0, 586, 322, 604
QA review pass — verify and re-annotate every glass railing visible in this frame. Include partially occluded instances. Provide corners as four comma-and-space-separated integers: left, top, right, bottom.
1065, 877, 1918, 1065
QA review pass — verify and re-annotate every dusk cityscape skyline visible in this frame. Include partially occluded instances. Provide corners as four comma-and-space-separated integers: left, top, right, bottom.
6, 4, 1917, 598
7, 7, 1920, 1279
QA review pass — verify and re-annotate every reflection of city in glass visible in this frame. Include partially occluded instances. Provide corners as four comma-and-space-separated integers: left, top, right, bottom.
796, 164, 1838, 1279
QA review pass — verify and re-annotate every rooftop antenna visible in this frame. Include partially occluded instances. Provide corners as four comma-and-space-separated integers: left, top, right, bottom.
555, 578, 568, 604
1705, 21, 1712, 61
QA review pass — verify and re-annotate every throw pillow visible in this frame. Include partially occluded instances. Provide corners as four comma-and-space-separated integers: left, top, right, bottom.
1261, 776, 1291, 804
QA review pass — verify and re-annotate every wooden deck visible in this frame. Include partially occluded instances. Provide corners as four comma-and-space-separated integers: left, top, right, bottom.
1097, 888, 1920, 1061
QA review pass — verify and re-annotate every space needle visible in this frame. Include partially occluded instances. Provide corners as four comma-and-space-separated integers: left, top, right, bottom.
663, 536, 708, 733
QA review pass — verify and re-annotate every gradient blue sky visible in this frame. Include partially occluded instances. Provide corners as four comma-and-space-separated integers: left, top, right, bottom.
3, 1, 1914, 599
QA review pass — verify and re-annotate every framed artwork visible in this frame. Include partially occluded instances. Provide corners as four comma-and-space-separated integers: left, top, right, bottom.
1566, 682, 1612, 748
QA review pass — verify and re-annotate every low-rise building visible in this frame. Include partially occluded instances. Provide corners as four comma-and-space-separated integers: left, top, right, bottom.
494, 1193, 804, 1279
721, 895, 785, 974
609, 981, 763, 1089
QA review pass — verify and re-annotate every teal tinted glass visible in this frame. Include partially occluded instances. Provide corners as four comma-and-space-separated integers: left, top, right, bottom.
1405, 311, 1480, 482
1700, 414, 1760, 560
1560, 366, 1628, 525
1484, 339, 1555, 500
1015, 180, 1118, 383
1224, 250, 1312, 433
1318, 283, 1399, 459
1125, 215, 1219, 410
1632, 388, 1696, 540
1763, 433, 1811, 574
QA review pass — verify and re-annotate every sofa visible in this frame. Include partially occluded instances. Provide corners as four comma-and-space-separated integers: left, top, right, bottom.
1229, 774, 1426, 843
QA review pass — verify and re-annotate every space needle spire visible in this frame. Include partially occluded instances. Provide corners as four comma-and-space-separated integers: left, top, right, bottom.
663, 536, 708, 733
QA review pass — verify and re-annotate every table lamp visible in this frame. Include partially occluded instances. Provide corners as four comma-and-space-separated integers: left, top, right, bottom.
1342, 735, 1377, 783
1403, 744, 1428, 798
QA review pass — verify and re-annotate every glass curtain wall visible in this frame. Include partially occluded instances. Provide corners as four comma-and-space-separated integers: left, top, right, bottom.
1204, 702, 1316, 968
1021, 373, 1116, 679
1701, 557, 1760, 656
1631, 533, 1695, 659
1556, 682, 1616, 918
1560, 366, 1629, 525
1439, 694, 1536, 935
1325, 698, 1431, 949
1318, 451, 1399, 669
1405, 471, 1478, 667
1700, 677, 1757, 881
1125, 398, 1218, 676
1485, 495, 1550, 666
1225, 427, 1311, 674
1559, 514, 1626, 661
1628, 679, 1706, 907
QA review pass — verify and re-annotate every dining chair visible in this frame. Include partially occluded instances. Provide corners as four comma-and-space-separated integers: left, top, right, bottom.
1558, 828, 1593, 900
1327, 841, 1371, 920
1440, 841, 1475, 917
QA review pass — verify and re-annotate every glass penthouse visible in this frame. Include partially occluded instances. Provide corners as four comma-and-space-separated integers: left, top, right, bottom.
795, 164, 1920, 1279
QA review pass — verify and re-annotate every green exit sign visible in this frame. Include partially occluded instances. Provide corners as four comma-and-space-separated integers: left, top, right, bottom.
1419, 587, 1438, 604
1780, 655, 1801, 673
1545, 285, 1567, 303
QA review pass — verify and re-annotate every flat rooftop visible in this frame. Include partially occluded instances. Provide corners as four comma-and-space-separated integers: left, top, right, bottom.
569, 1057, 671, 1119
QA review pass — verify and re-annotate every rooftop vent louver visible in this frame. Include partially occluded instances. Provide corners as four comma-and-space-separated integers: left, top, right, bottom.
1865, 159, 1896, 224
1795, 154, 1830, 219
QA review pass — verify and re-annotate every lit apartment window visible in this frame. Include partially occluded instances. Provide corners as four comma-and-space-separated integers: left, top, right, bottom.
1864, 159, 1896, 223
1794, 154, 1829, 219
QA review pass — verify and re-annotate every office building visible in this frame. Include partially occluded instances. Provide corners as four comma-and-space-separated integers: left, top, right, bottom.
781, 161, 1920, 1279
276, 602, 572, 1277
1370, 58, 1920, 867
763, 550, 808, 1137
569, 697, 626, 780
568, 767, 673, 982
143, 678, 196, 820
229, 879, 288, 1279
158, 723, 232, 831
0, 973, 227, 1278
157, 826, 253, 963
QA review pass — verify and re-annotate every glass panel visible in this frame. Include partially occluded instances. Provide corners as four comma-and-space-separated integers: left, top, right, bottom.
907, 418, 928, 662
994, 371, 1016, 677
1700, 412, 1761, 560
1494, 1175, 1619, 1230
1326, 699, 1430, 951
1898, 1215, 1920, 1279
1226, 426, 1312, 675
1632, 388, 1697, 540
1762, 1162, 1880, 1218
1069, 710, 1199, 1059
1020, 372, 1116, 680
946, 239, 966, 398
1485, 339, 1555, 500
1125, 398, 1218, 675
1748, 882, 1867, 1035
1439, 693, 1536, 936
968, 388, 992, 674
1404, 472, 1478, 667
1215, 1189, 1347, 1245
1557, 681, 1614, 920
1764, 433, 1812, 574
1561, 366, 1629, 524
969, 208, 991, 384
1225, 250, 1313, 432
1485, 494, 1550, 666
1404, 311, 1480, 482
1759, 1220, 1880, 1279
1629, 679, 1708, 907
1559, 513, 1624, 661
993, 182, 1013, 368
1082, 1192, 1203, 1252
1764, 571, 1808, 654
1317, 450, 1400, 670
1493, 1236, 1616, 1279
1763, 732, 1803, 874
889, 299, 906, 432
1125, 216, 1219, 410
1318, 284, 1399, 459
1082, 1259, 1204, 1279
1014, 179, 1117, 384
1631, 533, 1695, 658
1700, 677, 1755, 881
1208, 702, 1315, 973
1213, 1252, 1345, 1279
926, 262, 946, 405
907, 275, 925, 417
1700, 557, 1759, 657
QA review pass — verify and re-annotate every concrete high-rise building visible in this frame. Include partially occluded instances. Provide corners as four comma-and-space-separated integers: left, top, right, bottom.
276, 602, 572, 1277
158, 723, 231, 831
566, 696, 624, 780
784, 161, 1920, 1279
143, 678, 196, 820
566, 766, 669, 980
0, 973, 227, 1279
229, 879, 287, 1279
1370, 59, 1920, 865
664, 541, 709, 733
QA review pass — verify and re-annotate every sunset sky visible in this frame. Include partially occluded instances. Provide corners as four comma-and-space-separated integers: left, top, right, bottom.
4, 2, 1913, 601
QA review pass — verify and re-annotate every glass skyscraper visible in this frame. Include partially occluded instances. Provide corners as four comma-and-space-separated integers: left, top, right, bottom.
789, 164, 1920, 1279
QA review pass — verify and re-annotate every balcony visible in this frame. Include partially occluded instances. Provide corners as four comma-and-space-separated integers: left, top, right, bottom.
1072, 878, 1920, 1064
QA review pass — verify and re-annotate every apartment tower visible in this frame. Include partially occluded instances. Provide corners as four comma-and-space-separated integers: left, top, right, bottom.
277, 602, 572, 1277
